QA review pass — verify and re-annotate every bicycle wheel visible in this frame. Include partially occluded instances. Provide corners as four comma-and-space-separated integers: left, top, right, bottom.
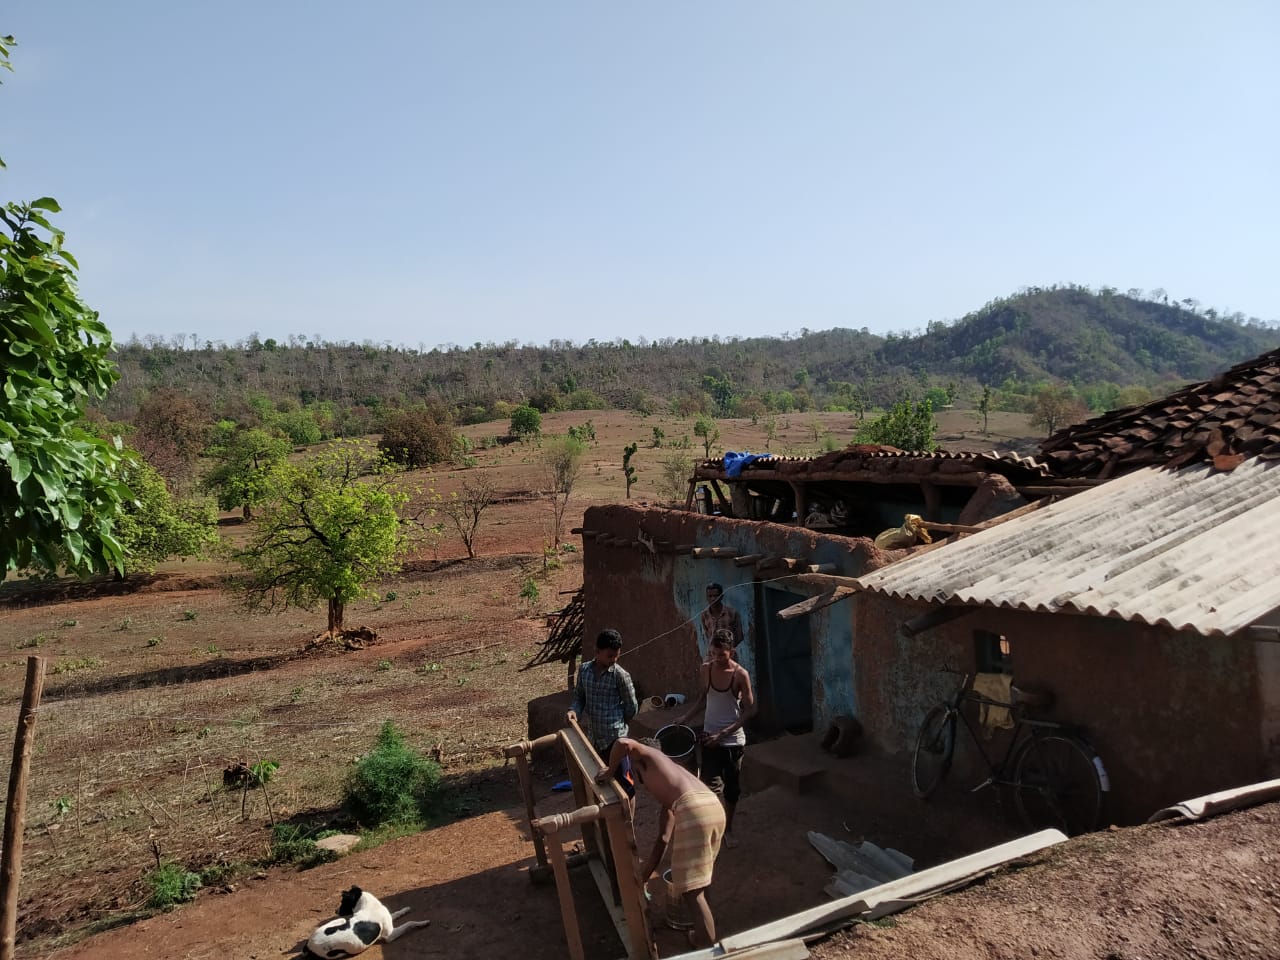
911, 705, 956, 798
1013, 735, 1103, 835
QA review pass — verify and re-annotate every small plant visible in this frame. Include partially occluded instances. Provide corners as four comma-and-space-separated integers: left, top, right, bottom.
456, 677, 469, 687
182, 609, 198, 621
17, 635, 43, 649
146, 637, 163, 647
51, 656, 103, 675
206, 644, 221, 655
52, 795, 74, 817
384, 590, 398, 601
146, 862, 202, 909
622, 442, 638, 498
376, 659, 393, 672
520, 576, 540, 605
196, 726, 212, 739
268, 823, 335, 869
650, 425, 665, 448
60, 619, 79, 628
416, 662, 442, 674
344, 721, 443, 827
289, 686, 304, 703
118, 617, 133, 631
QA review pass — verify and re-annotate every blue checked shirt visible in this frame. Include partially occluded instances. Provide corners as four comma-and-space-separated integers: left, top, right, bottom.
571, 660, 638, 753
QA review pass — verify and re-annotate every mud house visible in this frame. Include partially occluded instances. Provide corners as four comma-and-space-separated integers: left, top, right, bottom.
575, 449, 1077, 738
570, 347, 1280, 823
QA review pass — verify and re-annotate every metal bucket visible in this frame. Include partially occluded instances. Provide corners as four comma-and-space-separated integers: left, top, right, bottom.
661, 868, 693, 930
655, 724, 697, 770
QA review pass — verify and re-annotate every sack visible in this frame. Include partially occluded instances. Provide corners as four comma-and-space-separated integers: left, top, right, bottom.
874, 514, 933, 550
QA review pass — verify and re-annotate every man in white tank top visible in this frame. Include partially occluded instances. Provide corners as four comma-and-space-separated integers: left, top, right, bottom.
676, 630, 756, 846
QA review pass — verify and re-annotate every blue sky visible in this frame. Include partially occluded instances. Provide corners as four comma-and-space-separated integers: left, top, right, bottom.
4, 2, 1277, 347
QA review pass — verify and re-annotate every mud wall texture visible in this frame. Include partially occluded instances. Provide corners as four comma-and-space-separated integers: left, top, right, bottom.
854, 593, 1266, 823
579, 505, 887, 732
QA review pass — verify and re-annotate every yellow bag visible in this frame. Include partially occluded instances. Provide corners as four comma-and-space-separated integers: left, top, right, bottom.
873, 514, 933, 550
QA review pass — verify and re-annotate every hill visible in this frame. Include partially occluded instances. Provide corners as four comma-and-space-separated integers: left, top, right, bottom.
874, 285, 1275, 387
100, 287, 1276, 427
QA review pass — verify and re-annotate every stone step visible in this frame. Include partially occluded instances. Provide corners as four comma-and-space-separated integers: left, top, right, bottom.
742, 734, 829, 795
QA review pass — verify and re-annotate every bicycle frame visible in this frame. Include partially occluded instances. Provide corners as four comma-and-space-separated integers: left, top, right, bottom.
944, 677, 1072, 793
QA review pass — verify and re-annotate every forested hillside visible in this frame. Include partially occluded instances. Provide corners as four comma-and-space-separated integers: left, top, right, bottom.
99, 286, 1276, 431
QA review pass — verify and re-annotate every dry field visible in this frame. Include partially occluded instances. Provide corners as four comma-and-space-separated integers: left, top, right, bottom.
0, 408, 1040, 956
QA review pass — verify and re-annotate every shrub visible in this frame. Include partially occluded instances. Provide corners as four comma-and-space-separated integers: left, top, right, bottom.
509, 405, 542, 439
146, 862, 202, 909
344, 721, 443, 827
377, 407, 457, 468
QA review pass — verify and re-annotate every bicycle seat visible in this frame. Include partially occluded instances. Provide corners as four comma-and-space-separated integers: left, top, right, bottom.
1010, 685, 1054, 710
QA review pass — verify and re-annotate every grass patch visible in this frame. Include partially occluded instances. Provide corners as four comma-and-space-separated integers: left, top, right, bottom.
51, 656, 104, 675
267, 823, 338, 869
145, 862, 201, 909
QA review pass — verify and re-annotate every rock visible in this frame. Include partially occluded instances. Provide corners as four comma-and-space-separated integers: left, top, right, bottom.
315, 833, 361, 855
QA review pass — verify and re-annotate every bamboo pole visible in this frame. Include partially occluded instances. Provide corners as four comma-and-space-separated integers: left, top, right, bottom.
1, 657, 45, 960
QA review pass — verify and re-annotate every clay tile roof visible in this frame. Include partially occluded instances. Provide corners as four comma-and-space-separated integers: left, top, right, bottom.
1039, 345, 1280, 478
697, 447, 1055, 484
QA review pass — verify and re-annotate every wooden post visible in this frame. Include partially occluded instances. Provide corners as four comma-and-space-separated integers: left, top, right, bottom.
1, 657, 45, 960
512, 749, 548, 868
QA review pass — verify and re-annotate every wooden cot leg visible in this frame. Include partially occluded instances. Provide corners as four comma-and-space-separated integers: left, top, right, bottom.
546, 831, 586, 960
605, 806, 657, 959
513, 750, 547, 869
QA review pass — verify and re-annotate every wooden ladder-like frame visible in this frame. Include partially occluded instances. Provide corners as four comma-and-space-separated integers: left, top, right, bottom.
505, 718, 656, 960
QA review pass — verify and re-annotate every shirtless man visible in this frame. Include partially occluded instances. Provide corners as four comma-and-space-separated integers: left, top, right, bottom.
597, 737, 725, 948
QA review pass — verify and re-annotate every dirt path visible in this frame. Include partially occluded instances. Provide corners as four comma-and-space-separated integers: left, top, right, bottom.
814, 802, 1280, 960
44, 779, 1280, 960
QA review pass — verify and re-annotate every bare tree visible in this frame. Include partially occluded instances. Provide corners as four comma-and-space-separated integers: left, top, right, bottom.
539, 437, 586, 546
436, 473, 497, 558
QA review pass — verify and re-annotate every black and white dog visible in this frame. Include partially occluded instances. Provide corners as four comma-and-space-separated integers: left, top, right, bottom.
306, 886, 429, 958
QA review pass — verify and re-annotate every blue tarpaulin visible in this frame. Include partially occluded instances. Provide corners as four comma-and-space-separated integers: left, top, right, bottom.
722, 451, 766, 478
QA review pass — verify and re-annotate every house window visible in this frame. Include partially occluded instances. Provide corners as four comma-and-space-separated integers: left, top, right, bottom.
975, 630, 1011, 674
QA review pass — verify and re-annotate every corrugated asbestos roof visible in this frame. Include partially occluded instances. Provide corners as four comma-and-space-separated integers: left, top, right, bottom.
854, 457, 1280, 636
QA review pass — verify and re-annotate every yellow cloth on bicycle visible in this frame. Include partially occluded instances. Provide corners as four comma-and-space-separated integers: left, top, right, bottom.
972, 672, 1014, 738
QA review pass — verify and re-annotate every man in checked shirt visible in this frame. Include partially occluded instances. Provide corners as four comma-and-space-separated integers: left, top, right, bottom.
568, 628, 639, 792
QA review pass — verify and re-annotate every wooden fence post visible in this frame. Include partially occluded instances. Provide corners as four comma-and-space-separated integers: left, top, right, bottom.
1, 656, 46, 960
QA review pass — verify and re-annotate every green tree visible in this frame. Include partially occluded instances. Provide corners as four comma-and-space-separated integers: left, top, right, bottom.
693, 415, 720, 459
24, 447, 218, 576
539, 436, 586, 546
622, 442, 638, 498
234, 440, 413, 636
509, 405, 542, 440
657, 450, 695, 503
855, 399, 938, 452
1, 38, 131, 575
204, 426, 291, 519
978, 384, 992, 436
112, 455, 219, 574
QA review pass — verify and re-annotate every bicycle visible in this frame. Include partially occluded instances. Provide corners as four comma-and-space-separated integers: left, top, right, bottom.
911, 669, 1109, 835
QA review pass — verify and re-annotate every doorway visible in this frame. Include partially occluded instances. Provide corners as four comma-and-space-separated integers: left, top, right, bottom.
755, 586, 814, 736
